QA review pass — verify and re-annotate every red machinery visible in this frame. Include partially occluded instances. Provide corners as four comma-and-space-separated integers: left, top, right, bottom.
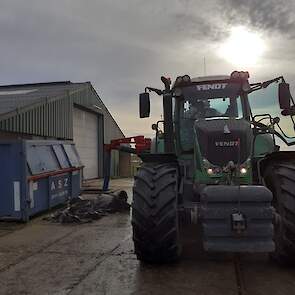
103, 136, 151, 191
105, 136, 151, 154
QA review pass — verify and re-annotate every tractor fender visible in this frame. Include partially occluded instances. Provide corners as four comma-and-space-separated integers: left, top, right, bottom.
138, 152, 177, 164
258, 151, 295, 179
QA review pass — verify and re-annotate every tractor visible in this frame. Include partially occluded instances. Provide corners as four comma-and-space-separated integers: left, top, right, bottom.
131, 71, 295, 265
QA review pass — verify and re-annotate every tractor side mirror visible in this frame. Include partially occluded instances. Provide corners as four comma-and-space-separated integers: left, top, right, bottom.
279, 82, 291, 110
139, 92, 150, 118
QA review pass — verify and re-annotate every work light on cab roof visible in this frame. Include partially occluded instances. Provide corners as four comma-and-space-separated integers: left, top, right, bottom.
230, 71, 250, 80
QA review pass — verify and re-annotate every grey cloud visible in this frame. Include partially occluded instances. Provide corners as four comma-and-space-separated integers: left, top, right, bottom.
172, 12, 226, 42
221, 0, 295, 37
167, 0, 295, 40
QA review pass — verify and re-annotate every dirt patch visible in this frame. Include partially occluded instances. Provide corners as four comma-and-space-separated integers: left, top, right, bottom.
43, 191, 130, 224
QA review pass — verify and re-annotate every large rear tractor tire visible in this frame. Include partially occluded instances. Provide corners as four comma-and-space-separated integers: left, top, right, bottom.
131, 163, 181, 263
264, 162, 295, 265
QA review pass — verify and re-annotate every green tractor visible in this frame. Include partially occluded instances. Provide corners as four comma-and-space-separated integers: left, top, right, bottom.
131, 71, 295, 264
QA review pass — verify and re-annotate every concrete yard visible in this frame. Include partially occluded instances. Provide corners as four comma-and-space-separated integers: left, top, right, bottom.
1, 179, 295, 295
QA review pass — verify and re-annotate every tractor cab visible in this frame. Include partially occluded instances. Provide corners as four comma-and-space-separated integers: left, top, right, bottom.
139, 71, 295, 183
173, 73, 252, 182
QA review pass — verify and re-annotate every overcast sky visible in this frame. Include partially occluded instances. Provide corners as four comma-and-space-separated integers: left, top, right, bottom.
1, 0, 295, 137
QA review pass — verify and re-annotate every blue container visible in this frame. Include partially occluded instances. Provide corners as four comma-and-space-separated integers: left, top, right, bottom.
0, 140, 83, 221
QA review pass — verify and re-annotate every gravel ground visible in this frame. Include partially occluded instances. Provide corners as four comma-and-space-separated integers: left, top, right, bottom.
0, 178, 295, 295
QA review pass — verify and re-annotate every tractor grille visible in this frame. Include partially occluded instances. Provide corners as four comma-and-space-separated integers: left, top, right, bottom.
194, 119, 252, 167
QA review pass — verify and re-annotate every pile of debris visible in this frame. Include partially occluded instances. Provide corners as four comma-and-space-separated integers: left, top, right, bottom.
44, 190, 130, 224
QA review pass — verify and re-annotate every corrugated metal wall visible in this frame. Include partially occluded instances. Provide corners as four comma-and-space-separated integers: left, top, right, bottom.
0, 96, 73, 139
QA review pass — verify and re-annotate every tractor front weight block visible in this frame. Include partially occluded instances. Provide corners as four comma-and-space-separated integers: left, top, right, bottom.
200, 185, 275, 253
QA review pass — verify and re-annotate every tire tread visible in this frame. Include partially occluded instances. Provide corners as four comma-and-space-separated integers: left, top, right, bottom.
264, 161, 295, 265
131, 163, 180, 263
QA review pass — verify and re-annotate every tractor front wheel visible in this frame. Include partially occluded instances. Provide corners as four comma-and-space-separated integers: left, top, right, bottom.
264, 162, 295, 265
131, 163, 181, 263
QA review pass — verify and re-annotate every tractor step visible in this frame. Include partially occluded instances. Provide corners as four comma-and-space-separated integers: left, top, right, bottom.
200, 185, 275, 253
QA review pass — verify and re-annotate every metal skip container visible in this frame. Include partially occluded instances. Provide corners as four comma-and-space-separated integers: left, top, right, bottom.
0, 140, 83, 221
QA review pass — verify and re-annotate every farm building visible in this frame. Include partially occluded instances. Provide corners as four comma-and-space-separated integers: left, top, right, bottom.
0, 81, 130, 179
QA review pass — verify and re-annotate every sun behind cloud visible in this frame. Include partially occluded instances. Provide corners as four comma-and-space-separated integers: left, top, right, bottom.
219, 26, 266, 67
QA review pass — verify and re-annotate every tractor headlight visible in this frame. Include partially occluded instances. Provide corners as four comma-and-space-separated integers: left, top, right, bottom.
239, 158, 251, 176
240, 167, 247, 174
207, 168, 214, 175
203, 158, 222, 176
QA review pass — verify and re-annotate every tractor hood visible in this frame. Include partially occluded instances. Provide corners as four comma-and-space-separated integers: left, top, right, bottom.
194, 119, 252, 167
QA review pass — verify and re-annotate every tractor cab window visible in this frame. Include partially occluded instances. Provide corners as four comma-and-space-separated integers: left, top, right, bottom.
179, 95, 243, 151
183, 96, 243, 120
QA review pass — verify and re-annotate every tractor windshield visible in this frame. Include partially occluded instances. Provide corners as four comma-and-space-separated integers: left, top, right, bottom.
177, 81, 244, 151
182, 96, 243, 120
248, 82, 295, 148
